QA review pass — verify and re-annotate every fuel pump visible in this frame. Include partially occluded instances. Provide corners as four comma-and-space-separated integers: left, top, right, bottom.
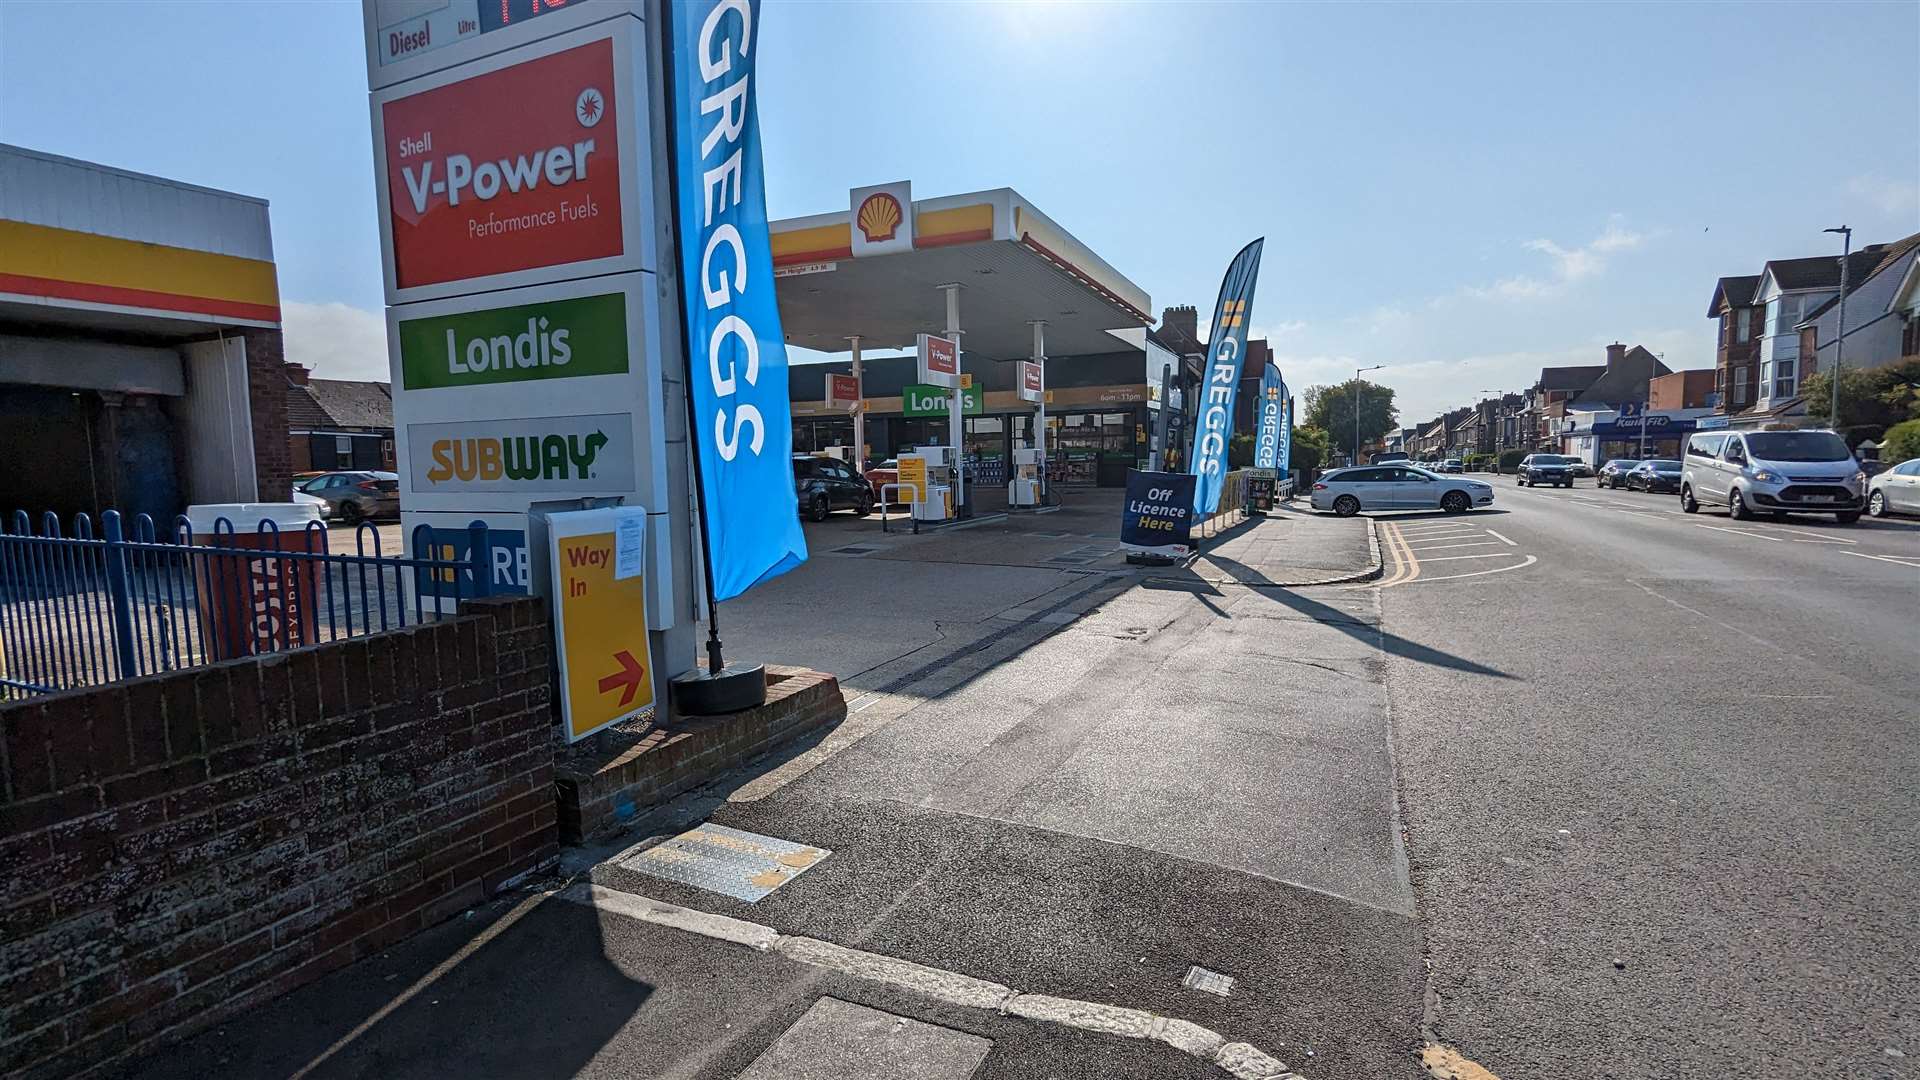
1008, 445, 1043, 507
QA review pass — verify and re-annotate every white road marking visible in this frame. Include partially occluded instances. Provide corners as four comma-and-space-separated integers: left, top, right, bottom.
1397, 524, 1479, 535
1692, 524, 1781, 542
561, 882, 1291, 1075
1845, 551, 1920, 568
1401, 554, 1540, 582
1484, 529, 1517, 546
1405, 534, 1505, 545
1417, 553, 1523, 562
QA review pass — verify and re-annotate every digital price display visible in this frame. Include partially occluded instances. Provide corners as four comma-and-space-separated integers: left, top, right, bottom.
375, 0, 591, 67
479, 0, 584, 33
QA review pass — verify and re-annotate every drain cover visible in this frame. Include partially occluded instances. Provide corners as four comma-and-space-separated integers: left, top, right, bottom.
1182, 965, 1236, 997
623, 823, 830, 902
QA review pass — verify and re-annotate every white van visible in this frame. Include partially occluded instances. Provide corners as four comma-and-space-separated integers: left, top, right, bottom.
1679, 429, 1866, 523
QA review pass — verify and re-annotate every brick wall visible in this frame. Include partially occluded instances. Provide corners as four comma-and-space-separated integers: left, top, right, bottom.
0, 596, 557, 1079
241, 329, 289, 501
555, 666, 844, 844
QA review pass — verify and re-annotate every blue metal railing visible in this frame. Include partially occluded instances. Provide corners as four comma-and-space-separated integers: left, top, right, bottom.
0, 511, 491, 702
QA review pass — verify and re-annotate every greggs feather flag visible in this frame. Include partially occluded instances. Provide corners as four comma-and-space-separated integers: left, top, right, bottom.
668, 0, 807, 600
1254, 362, 1285, 471
1188, 238, 1264, 515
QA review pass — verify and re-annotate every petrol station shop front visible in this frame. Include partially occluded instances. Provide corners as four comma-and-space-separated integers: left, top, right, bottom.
788, 350, 1155, 488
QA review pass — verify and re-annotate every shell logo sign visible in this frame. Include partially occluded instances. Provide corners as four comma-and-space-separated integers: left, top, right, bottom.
849, 180, 912, 257
856, 193, 903, 243
379, 37, 624, 291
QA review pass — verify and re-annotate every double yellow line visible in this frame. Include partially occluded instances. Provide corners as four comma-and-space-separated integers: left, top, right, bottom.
1377, 521, 1423, 588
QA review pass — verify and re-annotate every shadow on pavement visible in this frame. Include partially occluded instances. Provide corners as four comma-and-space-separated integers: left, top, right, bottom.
1148, 550, 1514, 681
124, 889, 653, 1080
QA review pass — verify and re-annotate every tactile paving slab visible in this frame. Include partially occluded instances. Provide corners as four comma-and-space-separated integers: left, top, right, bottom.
621, 823, 831, 902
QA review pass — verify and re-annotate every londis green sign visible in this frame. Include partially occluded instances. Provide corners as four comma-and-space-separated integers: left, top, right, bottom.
397, 292, 628, 390
902, 383, 983, 417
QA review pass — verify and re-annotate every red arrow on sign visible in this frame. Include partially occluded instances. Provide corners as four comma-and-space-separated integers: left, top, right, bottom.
597, 650, 647, 707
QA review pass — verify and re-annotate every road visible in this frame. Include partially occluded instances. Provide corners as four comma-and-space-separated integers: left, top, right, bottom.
134, 485, 1918, 1080
1380, 480, 1920, 1079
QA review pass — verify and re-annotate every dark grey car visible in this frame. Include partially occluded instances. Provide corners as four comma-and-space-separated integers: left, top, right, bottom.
794, 455, 875, 521
296, 470, 399, 524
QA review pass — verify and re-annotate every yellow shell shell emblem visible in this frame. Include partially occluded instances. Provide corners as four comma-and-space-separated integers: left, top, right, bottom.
857, 193, 903, 243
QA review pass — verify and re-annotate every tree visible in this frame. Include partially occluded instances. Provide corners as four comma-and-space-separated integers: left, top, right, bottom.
1803, 358, 1920, 442
1303, 380, 1398, 459
1882, 418, 1920, 463
1228, 433, 1256, 468
1289, 424, 1331, 475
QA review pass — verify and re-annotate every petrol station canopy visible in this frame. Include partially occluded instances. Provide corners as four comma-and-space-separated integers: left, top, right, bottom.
770, 187, 1152, 361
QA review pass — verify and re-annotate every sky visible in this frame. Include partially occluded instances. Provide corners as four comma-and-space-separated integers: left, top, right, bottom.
3, 1, 1917, 427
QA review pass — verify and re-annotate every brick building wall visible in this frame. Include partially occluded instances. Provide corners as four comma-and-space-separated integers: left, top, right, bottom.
1717, 307, 1763, 412
1650, 369, 1717, 411
0, 596, 556, 1079
242, 329, 290, 500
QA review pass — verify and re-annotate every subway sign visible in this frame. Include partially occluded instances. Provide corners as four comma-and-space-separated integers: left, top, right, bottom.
396, 292, 628, 390
379, 37, 624, 289
407, 413, 636, 492
902, 383, 983, 418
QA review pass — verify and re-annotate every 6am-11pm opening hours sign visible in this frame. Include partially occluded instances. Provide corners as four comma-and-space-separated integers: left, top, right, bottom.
369, 21, 655, 303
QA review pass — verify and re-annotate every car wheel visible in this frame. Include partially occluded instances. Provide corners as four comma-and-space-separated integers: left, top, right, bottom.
1680, 486, 1698, 513
1728, 488, 1750, 520
857, 492, 875, 516
1441, 491, 1470, 514
1869, 491, 1888, 517
808, 494, 831, 522
340, 502, 364, 526
1836, 511, 1861, 524
1332, 494, 1361, 517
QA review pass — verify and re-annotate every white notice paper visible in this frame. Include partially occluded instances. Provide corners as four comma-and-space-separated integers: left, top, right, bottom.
615, 514, 644, 580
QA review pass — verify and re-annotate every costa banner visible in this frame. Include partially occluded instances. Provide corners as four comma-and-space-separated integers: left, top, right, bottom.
1254, 362, 1284, 471
668, 0, 806, 600
1188, 238, 1265, 515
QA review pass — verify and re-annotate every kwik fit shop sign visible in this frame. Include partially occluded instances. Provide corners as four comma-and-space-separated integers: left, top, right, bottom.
1189, 239, 1265, 516
397, 291, 629, 389
667, 0, 807, 600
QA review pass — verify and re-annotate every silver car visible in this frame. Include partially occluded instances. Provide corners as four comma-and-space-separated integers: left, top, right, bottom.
1868, 457, 1920, 517
1680, 429, 1865, 523
1311, 464, 1495, 516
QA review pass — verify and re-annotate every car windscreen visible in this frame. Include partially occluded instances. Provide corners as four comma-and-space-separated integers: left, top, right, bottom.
1744, 432, 1851, 462
1648, 460, 1681, 471
1608, 460, 1640, 470
1533, 456, 1568, 465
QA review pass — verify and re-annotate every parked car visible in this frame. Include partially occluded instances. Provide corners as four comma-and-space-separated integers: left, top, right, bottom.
1516, 454, 1575, 487
1310, 465, 1494, 516
794, 454, 874, 521
1867, 457, 1920, 517
1567, 459, 1593, 478
1439, 458, 1465, 473
1680, 429, 1864, 522
1625, 458, 1682, 493
1369, 451, 1410, 465
1596, 459, 1641, 488
864, 458, 900, 501
295, 470, 399, 524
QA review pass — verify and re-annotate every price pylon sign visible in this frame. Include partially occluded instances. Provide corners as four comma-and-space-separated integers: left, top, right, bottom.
548, 506, 656, 741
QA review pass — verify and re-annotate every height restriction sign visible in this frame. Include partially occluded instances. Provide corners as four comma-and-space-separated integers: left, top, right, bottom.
547, 505, 656, 741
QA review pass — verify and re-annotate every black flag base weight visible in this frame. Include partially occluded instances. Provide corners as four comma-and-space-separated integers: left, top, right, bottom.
671, 663, 768, 716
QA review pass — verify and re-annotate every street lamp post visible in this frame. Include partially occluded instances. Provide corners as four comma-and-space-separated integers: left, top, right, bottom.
1824, 226, 1851, 434
1354, 365, 1383, 466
